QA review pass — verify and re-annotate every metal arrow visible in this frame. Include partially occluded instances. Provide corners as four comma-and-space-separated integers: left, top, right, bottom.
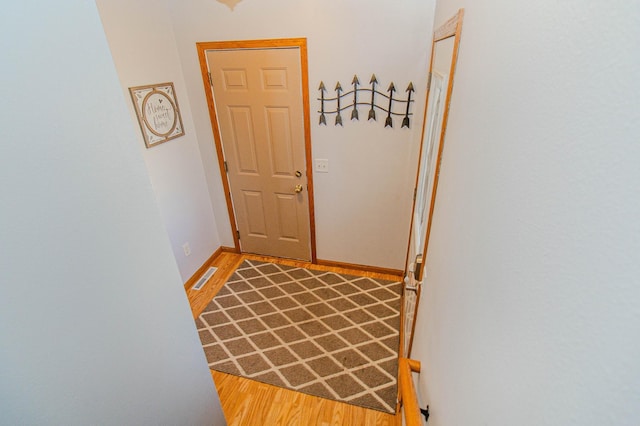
335, 82, 343, 126
351, 75, 360, 120
368, 74, 377, 121
318, 81, 326, 125
385, 82, 395, 128
402, 82, 414, 128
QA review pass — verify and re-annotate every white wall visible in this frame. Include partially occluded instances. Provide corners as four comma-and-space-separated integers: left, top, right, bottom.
411, 1, 640, 425
0, 2, 225, 424
97, 0, 222, 283
166, 0, 436, 269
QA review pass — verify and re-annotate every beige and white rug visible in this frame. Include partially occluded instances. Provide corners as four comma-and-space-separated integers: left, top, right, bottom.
196, 259, 402, 413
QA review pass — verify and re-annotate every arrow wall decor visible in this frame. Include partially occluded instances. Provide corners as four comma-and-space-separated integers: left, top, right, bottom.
351, 75, 359, 121
368, 74, 378, 121
385, 82, 395, 128
335, 82, 343, 126
317, 74, 415, 128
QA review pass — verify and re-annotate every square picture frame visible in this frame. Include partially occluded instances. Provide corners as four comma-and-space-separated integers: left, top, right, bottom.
129, 82, 185, 148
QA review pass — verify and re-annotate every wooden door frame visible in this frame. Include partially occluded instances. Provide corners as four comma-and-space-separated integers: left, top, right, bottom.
196, 38, 317, 263
401, 9, 465, 357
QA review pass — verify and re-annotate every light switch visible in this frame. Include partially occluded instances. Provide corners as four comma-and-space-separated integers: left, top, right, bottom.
315, 159, 329, 173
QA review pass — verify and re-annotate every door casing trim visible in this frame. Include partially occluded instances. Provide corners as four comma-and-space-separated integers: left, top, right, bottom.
196, 38, 317, 263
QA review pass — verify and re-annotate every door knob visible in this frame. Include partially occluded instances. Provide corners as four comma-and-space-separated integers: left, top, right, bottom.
294, 184, 303, 193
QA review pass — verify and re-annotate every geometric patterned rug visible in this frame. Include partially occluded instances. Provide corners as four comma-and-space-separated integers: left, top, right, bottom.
196, 259, 402, 413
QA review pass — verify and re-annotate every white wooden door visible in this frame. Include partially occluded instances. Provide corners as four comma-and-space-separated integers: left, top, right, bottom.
207, 48, 311, 261
403, 73, 445, 357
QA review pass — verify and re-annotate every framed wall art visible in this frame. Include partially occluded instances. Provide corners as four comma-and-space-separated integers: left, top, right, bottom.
129, 82, 185, 148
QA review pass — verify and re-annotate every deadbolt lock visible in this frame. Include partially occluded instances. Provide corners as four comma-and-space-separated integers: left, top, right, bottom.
295, 170, 302, 178
294, 184, 303, 193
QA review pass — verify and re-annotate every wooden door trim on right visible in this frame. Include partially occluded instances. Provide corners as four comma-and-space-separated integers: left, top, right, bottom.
196, 38, 317, 263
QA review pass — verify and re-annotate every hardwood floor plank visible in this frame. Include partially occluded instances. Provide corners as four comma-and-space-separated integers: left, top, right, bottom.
195, 253, 399, 425
187, 252, 244, 318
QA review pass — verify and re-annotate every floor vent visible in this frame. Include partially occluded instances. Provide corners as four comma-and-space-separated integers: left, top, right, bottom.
191, 267, 218, 291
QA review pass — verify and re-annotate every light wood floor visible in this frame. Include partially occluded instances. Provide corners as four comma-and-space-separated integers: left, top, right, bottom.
186, 251, 400, 426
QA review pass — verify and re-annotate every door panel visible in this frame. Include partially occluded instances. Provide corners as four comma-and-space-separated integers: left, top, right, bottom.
229, 107, 259, 173
207, 47, 311, 261
262, 68, 288, 89
223, 69, 248, 89
242, 191, 268, 237
275, 193, 300, 240
265, 107, 295, 176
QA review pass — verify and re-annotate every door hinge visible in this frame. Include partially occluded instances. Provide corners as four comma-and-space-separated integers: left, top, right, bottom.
223, 161, 228, 173
208, 71, 213, 86
236, 230, 240, 240
426, 72, 432, 91
413, 187, 417, 201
